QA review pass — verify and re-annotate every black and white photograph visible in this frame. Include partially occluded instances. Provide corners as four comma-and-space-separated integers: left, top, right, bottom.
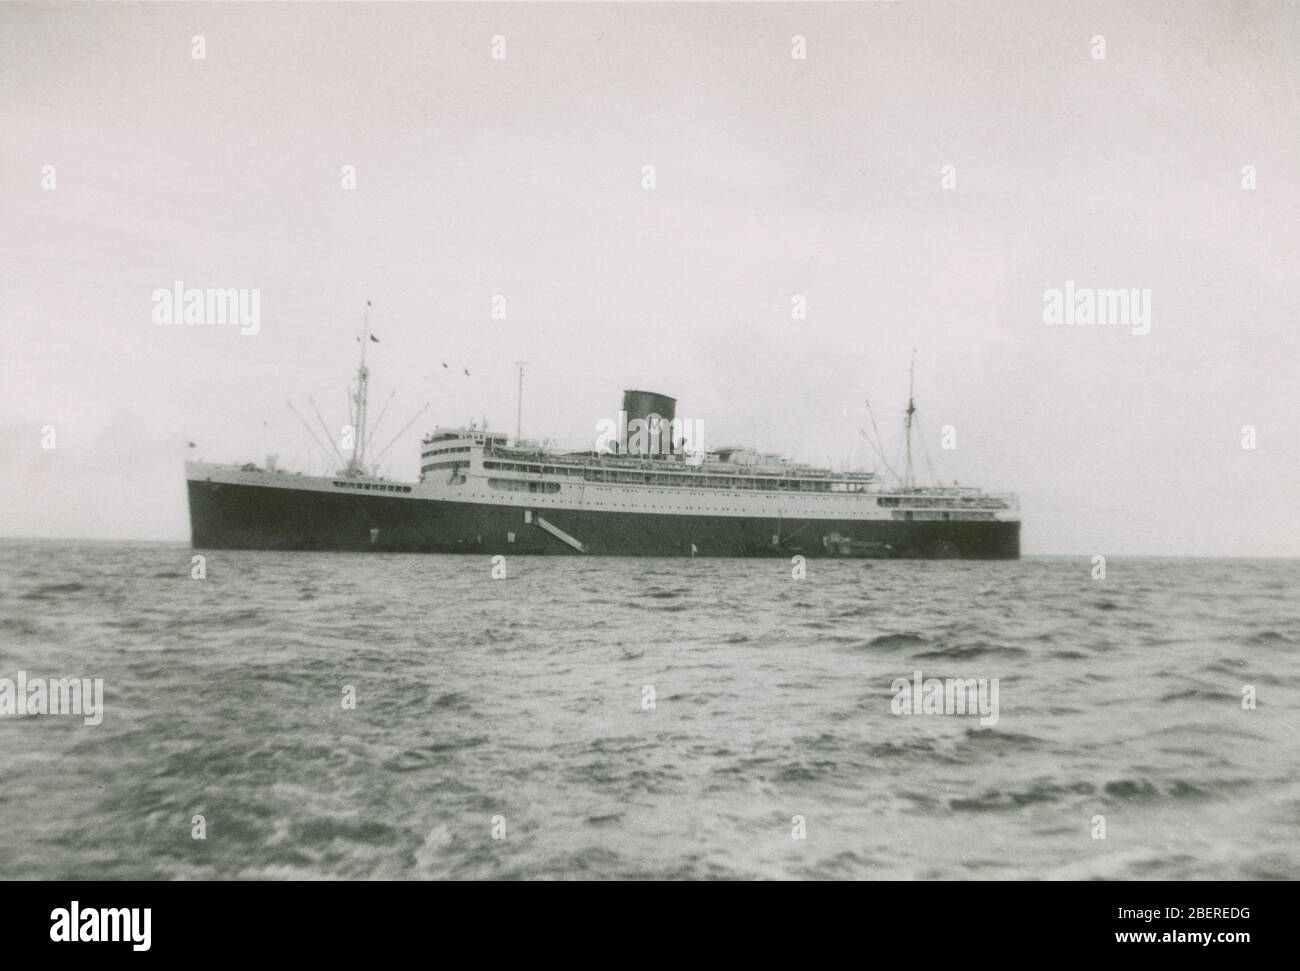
1, 0, 1296, 944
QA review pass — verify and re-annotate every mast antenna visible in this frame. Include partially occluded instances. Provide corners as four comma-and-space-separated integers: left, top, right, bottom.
515, 361, 527, 444
903, 348, 917, 491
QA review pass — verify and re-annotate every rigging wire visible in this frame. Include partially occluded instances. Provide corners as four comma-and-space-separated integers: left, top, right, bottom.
372, 404, 430, 466
287, 401, 340, 472
366, 389, 398, 454
862, 397, 900, 481
915, 407, 940, 487
308, 396, 347, 467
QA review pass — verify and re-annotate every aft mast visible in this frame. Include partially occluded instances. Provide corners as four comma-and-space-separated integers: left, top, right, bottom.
347, 302, 372, 477
902, 349, 917, 491
515, 360, 526, 445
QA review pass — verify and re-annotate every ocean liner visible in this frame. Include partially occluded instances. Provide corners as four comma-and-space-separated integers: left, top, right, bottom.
186, 323, 1020, 559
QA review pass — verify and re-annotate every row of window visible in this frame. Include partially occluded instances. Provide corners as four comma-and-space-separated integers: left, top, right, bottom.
332, 481, 413, 494
488, 478, 561, 494
482, 459, 874, 493
450, 476, 1005, 519
421, 460, 464, 473
580, 487, 891, 506
420, 445, 471, 459
475, 458, 1005, 510
449, 483, 1008, 521
892, 511, 996, 521
483, 460, 583, 477
879, 497, 1007, 510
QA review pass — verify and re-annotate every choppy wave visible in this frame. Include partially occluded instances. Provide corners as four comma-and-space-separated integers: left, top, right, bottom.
0, 540, 1297, 879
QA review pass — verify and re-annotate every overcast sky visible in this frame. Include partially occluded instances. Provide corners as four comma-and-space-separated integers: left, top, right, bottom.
2, 1, 1297, 555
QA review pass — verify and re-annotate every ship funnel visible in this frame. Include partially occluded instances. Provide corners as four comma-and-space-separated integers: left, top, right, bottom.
621, 389, 677, 457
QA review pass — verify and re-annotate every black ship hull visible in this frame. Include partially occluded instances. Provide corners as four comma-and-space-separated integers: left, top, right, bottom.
188, 479, 1020, 559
